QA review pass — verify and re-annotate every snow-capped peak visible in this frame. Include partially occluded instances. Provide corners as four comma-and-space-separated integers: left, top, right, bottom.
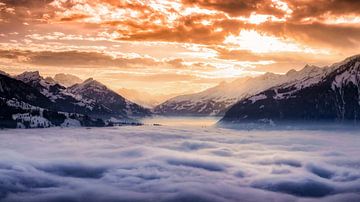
222, 54, 360, 123
328, 54, 360, 71
342, 54, 360, 62
71, 78, 106, 92
16, 71, 59, 87
15, 71, 67, 102
66, 78, 111, 103
301, 64, 321, 73
331, 55, 360, 91
283, 65, 322, 80
155, 63, 331, 116
259, 72, 282, 81
66, 78, 151, 118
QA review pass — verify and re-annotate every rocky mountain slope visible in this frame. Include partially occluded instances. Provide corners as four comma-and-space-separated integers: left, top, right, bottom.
221, 55, 360, 124
1, 71, 151, 128
155, 65, 324, 116
68, 78, 151, 119
0, 73, 104, 128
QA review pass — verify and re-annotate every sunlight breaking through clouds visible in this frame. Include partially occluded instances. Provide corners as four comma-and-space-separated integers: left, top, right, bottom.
224, 30, 320, 53
0, 0, 360, 94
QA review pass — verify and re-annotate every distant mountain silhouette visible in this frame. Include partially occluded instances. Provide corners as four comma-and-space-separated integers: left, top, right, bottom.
53, 73, 83, 87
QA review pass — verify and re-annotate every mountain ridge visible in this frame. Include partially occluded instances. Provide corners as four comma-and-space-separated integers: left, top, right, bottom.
154, 64, 325, 116
0, 71, 151, 128
220, 54, 360, 124
0, 73, 104, 128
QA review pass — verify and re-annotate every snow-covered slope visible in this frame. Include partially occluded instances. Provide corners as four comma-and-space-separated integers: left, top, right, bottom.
68, 78, 151, 118
155, 65, 325, 116
14, 72, 151, 120
2, 72, 54, 109
15, 71, 95, 114
0, 73, 105, 128
54, 73, 83, 87
221, 54, 360, 124
1, 71, 151, 128
16, 71, 67, 102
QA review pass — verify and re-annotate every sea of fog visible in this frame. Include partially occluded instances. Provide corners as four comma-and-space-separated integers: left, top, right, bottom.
0, 118, 360, 202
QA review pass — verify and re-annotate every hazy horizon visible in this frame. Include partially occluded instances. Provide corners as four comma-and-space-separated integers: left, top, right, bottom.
0, 56, 352, 104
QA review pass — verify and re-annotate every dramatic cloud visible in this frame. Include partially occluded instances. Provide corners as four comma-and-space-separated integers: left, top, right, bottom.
0, 0, 360, 94
0, 126, 360, 201
182, 0, 288, 17
0, 49, 160, 68
0, 48, 230, 94
286, 0, 360, 21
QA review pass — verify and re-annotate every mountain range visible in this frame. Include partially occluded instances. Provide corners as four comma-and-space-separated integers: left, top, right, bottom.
220, 54, 360, 124
154, 64, 324, 116
2, 54, 360, 128
0, 71, 150, 128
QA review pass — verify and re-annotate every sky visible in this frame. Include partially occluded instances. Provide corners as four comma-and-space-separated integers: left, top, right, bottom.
0, 0, 360, 95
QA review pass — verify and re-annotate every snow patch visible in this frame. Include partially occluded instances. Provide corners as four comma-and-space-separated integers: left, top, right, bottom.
61, 118, 81, 127
12, 113, 52, 128
249, 94, 267, 103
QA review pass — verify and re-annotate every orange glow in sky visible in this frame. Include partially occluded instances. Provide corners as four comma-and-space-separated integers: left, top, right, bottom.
0, 0, 360, 95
